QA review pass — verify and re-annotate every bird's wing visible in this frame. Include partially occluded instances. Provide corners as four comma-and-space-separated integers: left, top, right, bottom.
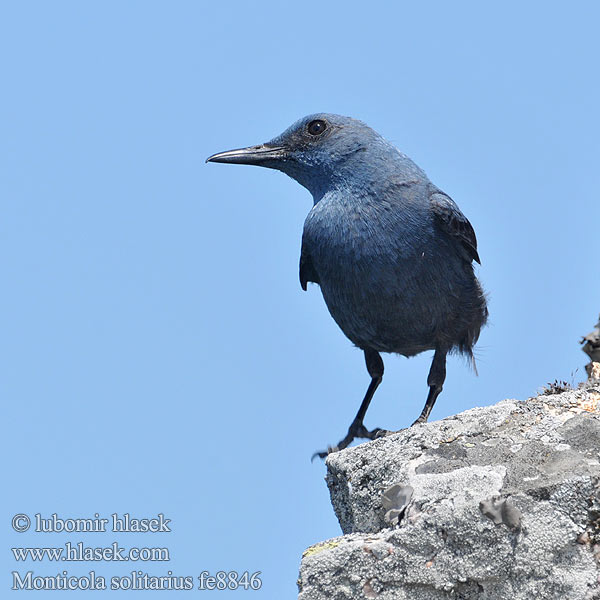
430, 192, 481, 264
299, 239, 320, 291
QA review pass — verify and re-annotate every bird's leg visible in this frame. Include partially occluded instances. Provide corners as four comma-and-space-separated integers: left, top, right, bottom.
412, 347, 447, 425
313, 349, 385, 460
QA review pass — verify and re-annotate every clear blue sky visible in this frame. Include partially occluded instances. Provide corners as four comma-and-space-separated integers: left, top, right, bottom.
2, 1, 598, 597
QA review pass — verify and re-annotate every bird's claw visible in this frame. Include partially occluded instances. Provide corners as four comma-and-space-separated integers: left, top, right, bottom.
311, 446, 338, 462
311, 425, 390, 461
372, 428, 389, 439
355, 425, 389, 440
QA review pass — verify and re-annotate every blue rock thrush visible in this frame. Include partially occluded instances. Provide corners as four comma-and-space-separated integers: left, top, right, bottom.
207, 114, 488, 458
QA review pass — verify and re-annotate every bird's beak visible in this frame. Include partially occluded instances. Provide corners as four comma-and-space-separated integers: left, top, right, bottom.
206, 143, 287, 165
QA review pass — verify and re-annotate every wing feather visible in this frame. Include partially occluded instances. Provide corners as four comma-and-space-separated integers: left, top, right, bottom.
430, 192, 481, 264
299, 240, 319, 290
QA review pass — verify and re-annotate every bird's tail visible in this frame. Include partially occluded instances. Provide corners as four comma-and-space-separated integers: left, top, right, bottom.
457, 289, 488, 375
469, 351, 479, 377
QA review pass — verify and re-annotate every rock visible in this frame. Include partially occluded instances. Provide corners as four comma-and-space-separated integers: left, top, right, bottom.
582, 315, 600, 381
298, 383, 600, 600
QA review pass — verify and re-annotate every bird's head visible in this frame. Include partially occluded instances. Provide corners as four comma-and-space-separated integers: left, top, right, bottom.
206, 114, 393, 199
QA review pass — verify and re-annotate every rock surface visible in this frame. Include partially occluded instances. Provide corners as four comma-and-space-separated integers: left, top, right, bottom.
298, 383, 600, 599
581, 315, 600, 380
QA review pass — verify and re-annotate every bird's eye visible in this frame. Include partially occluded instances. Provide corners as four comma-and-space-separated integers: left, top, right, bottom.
307, 119, 327, 136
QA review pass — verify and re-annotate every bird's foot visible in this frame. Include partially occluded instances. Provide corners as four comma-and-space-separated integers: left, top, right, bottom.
311, 424, 390, 461
311, 446, 338, 461
353, 423, 388, 440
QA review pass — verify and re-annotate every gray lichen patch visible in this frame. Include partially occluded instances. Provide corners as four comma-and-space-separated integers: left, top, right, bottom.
382, 484, 413, 526
479, 496, 521, 529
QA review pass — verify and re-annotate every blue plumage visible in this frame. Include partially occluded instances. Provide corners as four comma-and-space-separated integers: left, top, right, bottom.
207, 114, 487, 456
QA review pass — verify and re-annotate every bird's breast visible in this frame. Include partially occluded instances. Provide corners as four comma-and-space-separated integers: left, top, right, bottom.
301, 194, 466, 353
303, 193, 430, 274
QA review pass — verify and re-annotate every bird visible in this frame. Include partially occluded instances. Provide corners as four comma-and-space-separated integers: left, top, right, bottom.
207, 114, 488, 458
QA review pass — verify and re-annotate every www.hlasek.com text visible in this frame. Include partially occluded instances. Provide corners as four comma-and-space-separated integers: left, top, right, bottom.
12, 542, 169, 562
